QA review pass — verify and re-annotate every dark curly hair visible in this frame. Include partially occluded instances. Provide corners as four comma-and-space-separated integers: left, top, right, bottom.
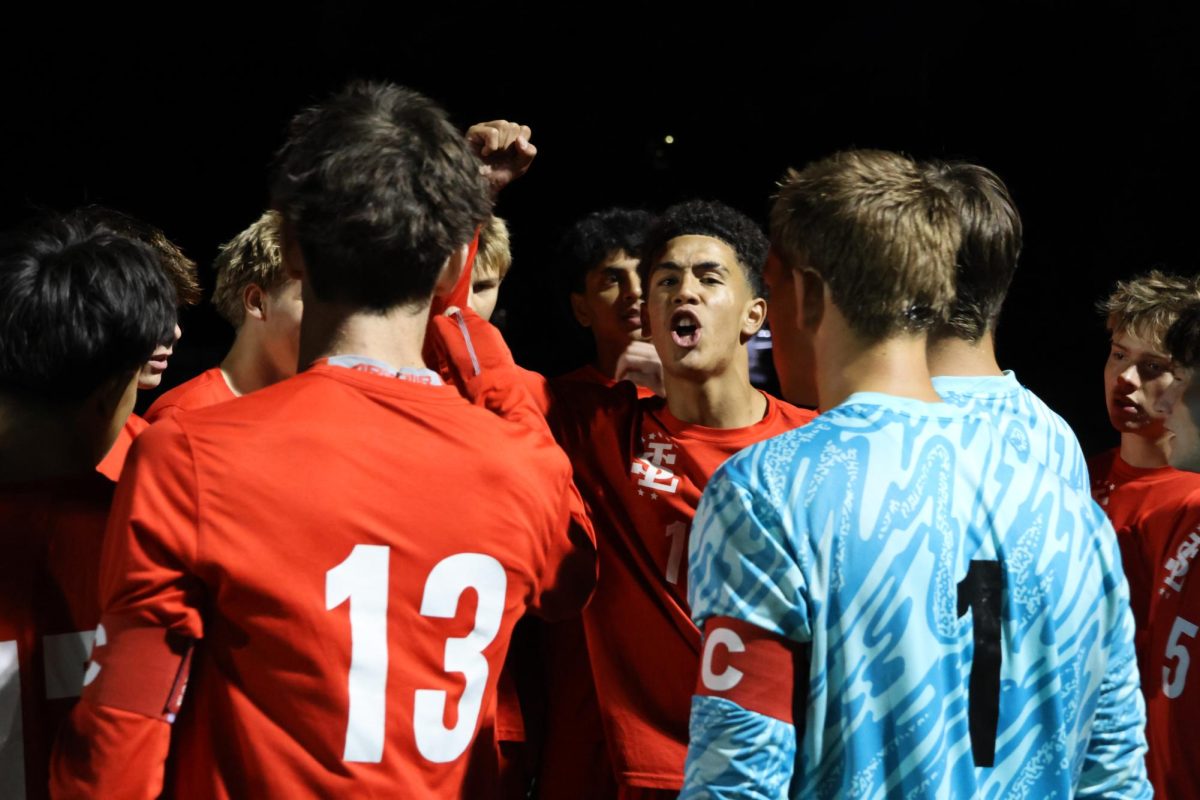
271, 81, 492, 311
556, 208, 653, 294
637, 200, 768, 298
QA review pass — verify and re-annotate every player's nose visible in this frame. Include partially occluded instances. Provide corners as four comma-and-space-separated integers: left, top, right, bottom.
1117, 363, 1140, 387
673, 274, 700, 303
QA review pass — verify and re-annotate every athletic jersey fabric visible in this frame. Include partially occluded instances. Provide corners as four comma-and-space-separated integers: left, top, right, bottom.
558, 363, 659, 399
684, 392, 1149, 799
0, 473, 113, 800
541, 378, 816, 790
51, 363, 594, 799
932, 371, 1089, 493
1089, 447, 1200, 798
95, 414, 147, 482
144, 367, 237, 423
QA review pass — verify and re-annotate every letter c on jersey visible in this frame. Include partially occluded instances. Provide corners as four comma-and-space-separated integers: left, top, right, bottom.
701, 627, 746, 692
82, 623, 107, 687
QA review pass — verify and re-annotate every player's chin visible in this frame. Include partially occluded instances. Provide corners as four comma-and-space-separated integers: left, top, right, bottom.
137, 371, 164, 391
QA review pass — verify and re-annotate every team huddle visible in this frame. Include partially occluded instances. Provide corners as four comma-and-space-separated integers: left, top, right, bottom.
2, 79, 1199, 799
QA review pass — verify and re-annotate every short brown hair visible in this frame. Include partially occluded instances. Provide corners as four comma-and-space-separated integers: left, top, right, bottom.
923, 160, 1022, 342
271, 81, 491, 311
771, 149, 959, 341
472, 216, 512, 282
1100, 270, 1200, 348
212, 211, 286, 326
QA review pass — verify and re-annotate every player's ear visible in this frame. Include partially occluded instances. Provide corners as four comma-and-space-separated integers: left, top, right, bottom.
434, 243, 470, 297
570, 292, 592, 327
243, 284, 266, 322
795, 267, 825, 332
740, 297, 767, 342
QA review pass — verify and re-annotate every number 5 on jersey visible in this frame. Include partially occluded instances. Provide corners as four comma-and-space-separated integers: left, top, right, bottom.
325, 545, 507, 764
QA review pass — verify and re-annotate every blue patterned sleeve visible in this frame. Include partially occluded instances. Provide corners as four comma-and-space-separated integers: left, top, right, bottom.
683, 696, 796, 800
683, 457, 810, 799
1076, 511, 1152, 799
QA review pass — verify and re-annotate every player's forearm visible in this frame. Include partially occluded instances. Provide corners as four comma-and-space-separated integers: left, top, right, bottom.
50, 699, 170, 800
1077, 600, 1152, 799
682, 695, 795, 800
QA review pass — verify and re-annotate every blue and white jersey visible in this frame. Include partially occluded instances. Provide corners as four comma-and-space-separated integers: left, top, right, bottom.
683, 392, 1149, 800
932, 371, 1089, 494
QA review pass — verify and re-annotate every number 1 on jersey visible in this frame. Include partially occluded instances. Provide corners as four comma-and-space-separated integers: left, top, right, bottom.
956, 559, 1003, 768
326, 544, 390, 763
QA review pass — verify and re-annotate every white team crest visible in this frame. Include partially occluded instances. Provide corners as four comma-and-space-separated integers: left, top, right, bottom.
631, 433, 679, 497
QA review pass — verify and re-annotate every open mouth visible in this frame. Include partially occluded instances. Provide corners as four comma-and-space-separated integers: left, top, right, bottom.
670, 310, 702, 348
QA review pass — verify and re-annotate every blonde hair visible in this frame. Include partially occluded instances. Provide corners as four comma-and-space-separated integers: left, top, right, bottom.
212, 211, 286, 326
771, 149, 960, 341
472, 216, 512, 282
1100, 269, 1200, 348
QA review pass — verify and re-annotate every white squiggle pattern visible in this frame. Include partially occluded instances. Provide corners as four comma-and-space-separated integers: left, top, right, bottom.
933, 372, 1090, 494
684, 393, 1150, 800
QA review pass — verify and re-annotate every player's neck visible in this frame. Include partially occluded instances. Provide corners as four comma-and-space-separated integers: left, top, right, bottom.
592, 337, 626, 381
664, 356, 765, 429
926, 331, 1003, 378
219, 329, 276, 397
0, 400, 92, 482
1119, 430, 1172, 469
299, 300, 431, 373
816, 308, 941, 410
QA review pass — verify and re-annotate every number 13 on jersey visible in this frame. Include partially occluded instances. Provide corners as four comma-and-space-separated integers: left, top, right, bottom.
325, 545, 507, 765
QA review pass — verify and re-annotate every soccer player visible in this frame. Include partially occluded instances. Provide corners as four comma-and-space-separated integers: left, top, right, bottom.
144, 210, 297, 422
433, 199, 816, 796
558, 207, 662, 396
51, 81, 594, 799
923, 159, 1089, 492
468, 215, 513, 322
683, 150, 1149, 798
1161, 303, 1200, 472
0, 212, 176, 799
1140, 302, 1200, 797
86, 208, 200, 478
1088, 273, 1200, 708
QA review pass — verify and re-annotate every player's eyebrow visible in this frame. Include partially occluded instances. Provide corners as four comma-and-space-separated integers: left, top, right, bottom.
653, 261, 727, 273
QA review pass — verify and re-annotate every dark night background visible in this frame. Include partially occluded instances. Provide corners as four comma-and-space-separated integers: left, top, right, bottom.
2, 2, 1196, 455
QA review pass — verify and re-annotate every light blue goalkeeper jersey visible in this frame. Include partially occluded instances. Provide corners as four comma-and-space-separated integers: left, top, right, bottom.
932, 371, 1089, 494
683, 392, 1149, 800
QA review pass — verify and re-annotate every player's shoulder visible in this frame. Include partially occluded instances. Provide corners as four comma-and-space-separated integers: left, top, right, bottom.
146, 368, 231, 421
1086, 447, 1119, 480
553, 371, 638, 413
764, 392, 819, 430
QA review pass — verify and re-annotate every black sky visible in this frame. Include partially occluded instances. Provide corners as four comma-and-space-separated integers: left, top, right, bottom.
3, 2, 1197, 452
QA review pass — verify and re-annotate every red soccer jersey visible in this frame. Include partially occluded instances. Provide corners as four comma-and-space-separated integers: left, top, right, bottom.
52, 364, 594, 799
544, 380, 816, 790
0, 473, 113, 800
144, 368, 237, 424
1090, 447, 1200, 798
558, 364, 658, 400
95, 414, 148, 482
